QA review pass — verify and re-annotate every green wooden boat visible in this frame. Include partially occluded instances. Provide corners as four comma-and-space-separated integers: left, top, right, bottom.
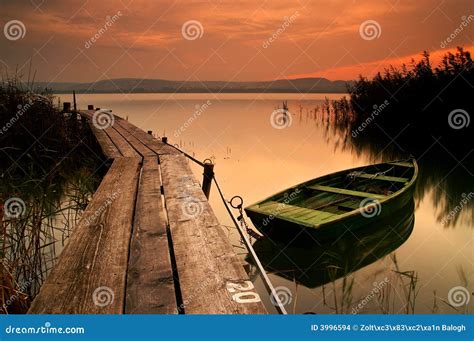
245, 158, 418, 242
247, 200, 415, 287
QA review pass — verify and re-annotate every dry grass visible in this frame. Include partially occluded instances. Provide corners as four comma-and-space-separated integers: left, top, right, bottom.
0, 75, 104, 313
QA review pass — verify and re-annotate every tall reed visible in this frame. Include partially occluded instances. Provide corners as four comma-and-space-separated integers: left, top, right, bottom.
0, 76, 104, 313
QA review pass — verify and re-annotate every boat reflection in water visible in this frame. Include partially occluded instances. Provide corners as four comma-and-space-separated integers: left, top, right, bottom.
247, 200, 415, 288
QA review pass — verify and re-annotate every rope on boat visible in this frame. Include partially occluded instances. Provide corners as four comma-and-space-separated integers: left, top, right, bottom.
347, 157, 414, 180
162, 141, 288, 315
347, 165, 396, 180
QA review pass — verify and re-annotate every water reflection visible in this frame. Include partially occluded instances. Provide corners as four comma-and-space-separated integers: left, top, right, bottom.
247, 200, 415, 288
304, 100, 473, 228
70, 93, 472, 313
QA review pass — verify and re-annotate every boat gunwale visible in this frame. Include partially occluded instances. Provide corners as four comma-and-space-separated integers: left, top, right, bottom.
245, 158, 419, 229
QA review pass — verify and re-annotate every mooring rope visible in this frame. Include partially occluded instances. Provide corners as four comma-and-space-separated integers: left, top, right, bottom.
162, 141, 288, 315
167, 143, 206, 167
228, 196, 263, 241
213, 177, 288, 315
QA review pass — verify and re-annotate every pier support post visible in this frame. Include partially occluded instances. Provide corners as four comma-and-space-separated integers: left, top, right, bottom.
202, 161, 214, 199
63, 102, 71, 112
88, 105, 94, 110
147, 130, 152, 135
161, 136, 168, 143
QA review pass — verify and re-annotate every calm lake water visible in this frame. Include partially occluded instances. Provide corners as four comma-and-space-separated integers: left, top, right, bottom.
65, 93, 472, 314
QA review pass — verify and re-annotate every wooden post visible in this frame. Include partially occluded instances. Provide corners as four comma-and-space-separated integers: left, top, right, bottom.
73, 91, 77, 111
81, 115, 87, 129
161, 136, 168, 143
63, 102, 71, 112
88, 105, 94, 110
147, 130, 152, 135
202, 162, 214, 199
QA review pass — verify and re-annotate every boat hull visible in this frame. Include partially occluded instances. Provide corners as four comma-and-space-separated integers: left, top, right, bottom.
247, 200, 415, 286
245, 159, 418, 244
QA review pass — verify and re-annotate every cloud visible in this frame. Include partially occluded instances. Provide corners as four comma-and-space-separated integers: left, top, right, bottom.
286, 45, 474, 80
0, 0, 472, 82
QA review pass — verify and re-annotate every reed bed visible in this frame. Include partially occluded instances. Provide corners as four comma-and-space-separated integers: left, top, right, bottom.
310, 48, 473, 225
0, 76, 104, 313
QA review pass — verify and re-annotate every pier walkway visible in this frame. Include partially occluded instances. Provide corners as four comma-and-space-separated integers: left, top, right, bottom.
28, 110, 266, 314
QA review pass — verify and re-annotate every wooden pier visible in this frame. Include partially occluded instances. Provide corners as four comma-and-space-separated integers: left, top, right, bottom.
28, 110, 266, 314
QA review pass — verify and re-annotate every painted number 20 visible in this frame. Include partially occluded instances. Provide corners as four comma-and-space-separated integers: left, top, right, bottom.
226, 281, 261, 304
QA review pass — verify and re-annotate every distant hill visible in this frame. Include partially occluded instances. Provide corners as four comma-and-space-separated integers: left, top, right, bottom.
34, 77, 351, 94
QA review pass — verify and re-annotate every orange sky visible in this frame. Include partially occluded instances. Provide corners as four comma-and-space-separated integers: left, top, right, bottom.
0, 0, 473, 82
289, 44, 474, 80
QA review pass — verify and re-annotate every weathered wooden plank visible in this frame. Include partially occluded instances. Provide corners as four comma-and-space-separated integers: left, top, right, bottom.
104, 124, 141, 158
160, 154, 266, 314
112, 123, 156, 157
79, 111, 121, 159
115, 117, 179, 155
80, 110, 94, 119
29, 157, 141, 313
88, 123, 122, 159
337, 200, 361, 210
308, 185, 387, 200
115, 117, 155, 144
353, 173, 408, 183
255, 201, 336, 223
79, 110, 139, 158
259, 201, 304, 214
389, 161, 414, 168
79, 110, 121, 159
125, 157, 177, 314
33, 110, 267, 315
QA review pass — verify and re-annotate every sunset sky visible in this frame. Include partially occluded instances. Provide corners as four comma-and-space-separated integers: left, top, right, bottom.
1, 0, 473, 83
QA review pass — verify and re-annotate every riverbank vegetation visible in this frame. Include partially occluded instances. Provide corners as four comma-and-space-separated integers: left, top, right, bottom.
0, 76, 105, 313
315, 47, 473, 227
326, 47, 472, 151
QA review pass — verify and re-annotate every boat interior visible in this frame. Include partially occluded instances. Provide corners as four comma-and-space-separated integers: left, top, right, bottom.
248, 199, 415, 287
251, 160, 416, 225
